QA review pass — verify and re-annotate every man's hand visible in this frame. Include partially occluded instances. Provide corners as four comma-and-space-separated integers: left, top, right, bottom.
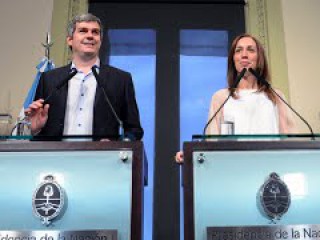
24, 99, 49, 135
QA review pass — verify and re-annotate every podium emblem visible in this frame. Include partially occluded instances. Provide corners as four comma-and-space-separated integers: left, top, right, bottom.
32, 175, 65, 225
259, 172, 291, 221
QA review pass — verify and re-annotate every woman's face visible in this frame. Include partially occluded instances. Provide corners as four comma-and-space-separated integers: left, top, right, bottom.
233, 37, 258, 73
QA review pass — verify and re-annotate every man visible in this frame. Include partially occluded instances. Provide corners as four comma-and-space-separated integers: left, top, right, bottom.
25, 13, 143, 140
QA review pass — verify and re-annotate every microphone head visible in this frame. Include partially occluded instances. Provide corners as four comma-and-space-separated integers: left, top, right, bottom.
70, 67, 78, 73
231, 68, 247, 89
248, 67, 257, 76
67, 68, 78, 80
91, 65, 100, 78
91, 65, 99, 72
55, 68, 78, 89
68, 68, 78, 77
239, 67, 247, 78
91, 65, 102, 88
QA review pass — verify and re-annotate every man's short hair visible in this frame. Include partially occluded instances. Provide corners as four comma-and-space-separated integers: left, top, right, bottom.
67, 13, 103, 38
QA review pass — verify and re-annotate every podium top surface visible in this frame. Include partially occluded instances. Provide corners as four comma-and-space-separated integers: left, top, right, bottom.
192, 133, 320, 141
0, 135, 143, 150
184, 134, 320, 152
0, 137, 144, 153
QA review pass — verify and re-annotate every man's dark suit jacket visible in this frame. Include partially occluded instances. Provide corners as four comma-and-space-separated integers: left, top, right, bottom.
34, 64, 144, 140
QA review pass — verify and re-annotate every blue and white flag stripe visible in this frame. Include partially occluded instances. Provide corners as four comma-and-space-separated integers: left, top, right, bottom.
23, 57, 55, 109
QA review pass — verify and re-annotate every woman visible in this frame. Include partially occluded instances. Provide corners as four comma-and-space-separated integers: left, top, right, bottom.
175, 33, 295, 163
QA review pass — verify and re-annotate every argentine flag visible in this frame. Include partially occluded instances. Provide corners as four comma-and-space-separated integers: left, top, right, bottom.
12, 57, 55, 135
23, 57, 55, 110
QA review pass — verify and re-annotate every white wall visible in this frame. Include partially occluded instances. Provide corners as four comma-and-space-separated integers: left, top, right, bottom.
281, 0, 320, 133
0, 0, 53, 126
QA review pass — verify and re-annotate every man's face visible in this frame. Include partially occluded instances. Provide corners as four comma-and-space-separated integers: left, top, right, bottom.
67, 21, 102, 59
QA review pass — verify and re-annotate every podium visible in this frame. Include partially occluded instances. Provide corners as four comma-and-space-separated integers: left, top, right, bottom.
0, 139, 146, 240
183, 135, 320, 240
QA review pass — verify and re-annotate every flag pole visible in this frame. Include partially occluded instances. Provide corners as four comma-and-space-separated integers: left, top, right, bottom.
12, 33, 56, 136
42, 32, 53, 60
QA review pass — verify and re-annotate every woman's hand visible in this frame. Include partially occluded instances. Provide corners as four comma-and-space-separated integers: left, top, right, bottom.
175, 151, 184, 164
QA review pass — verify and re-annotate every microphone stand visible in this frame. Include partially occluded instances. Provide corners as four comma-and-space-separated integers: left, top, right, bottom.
202, 68, 247, 138
91, 66, 125, 140
11, 68, 78, 136
43, 68, 78, 105
248, 68, 315, 140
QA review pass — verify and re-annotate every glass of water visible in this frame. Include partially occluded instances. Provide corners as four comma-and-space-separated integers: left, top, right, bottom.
16, 117, 31, 136
220, 115, 235, 135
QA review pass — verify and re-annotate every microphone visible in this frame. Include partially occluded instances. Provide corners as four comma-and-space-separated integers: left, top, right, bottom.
91, 65, 125, 140
248, 68, 315, 139
202, 68, 247, 136
43, 68, 78, 105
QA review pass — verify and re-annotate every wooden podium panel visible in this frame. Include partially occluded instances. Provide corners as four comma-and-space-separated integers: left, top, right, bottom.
183, 140, 320, 240
0, 141, 145, 240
